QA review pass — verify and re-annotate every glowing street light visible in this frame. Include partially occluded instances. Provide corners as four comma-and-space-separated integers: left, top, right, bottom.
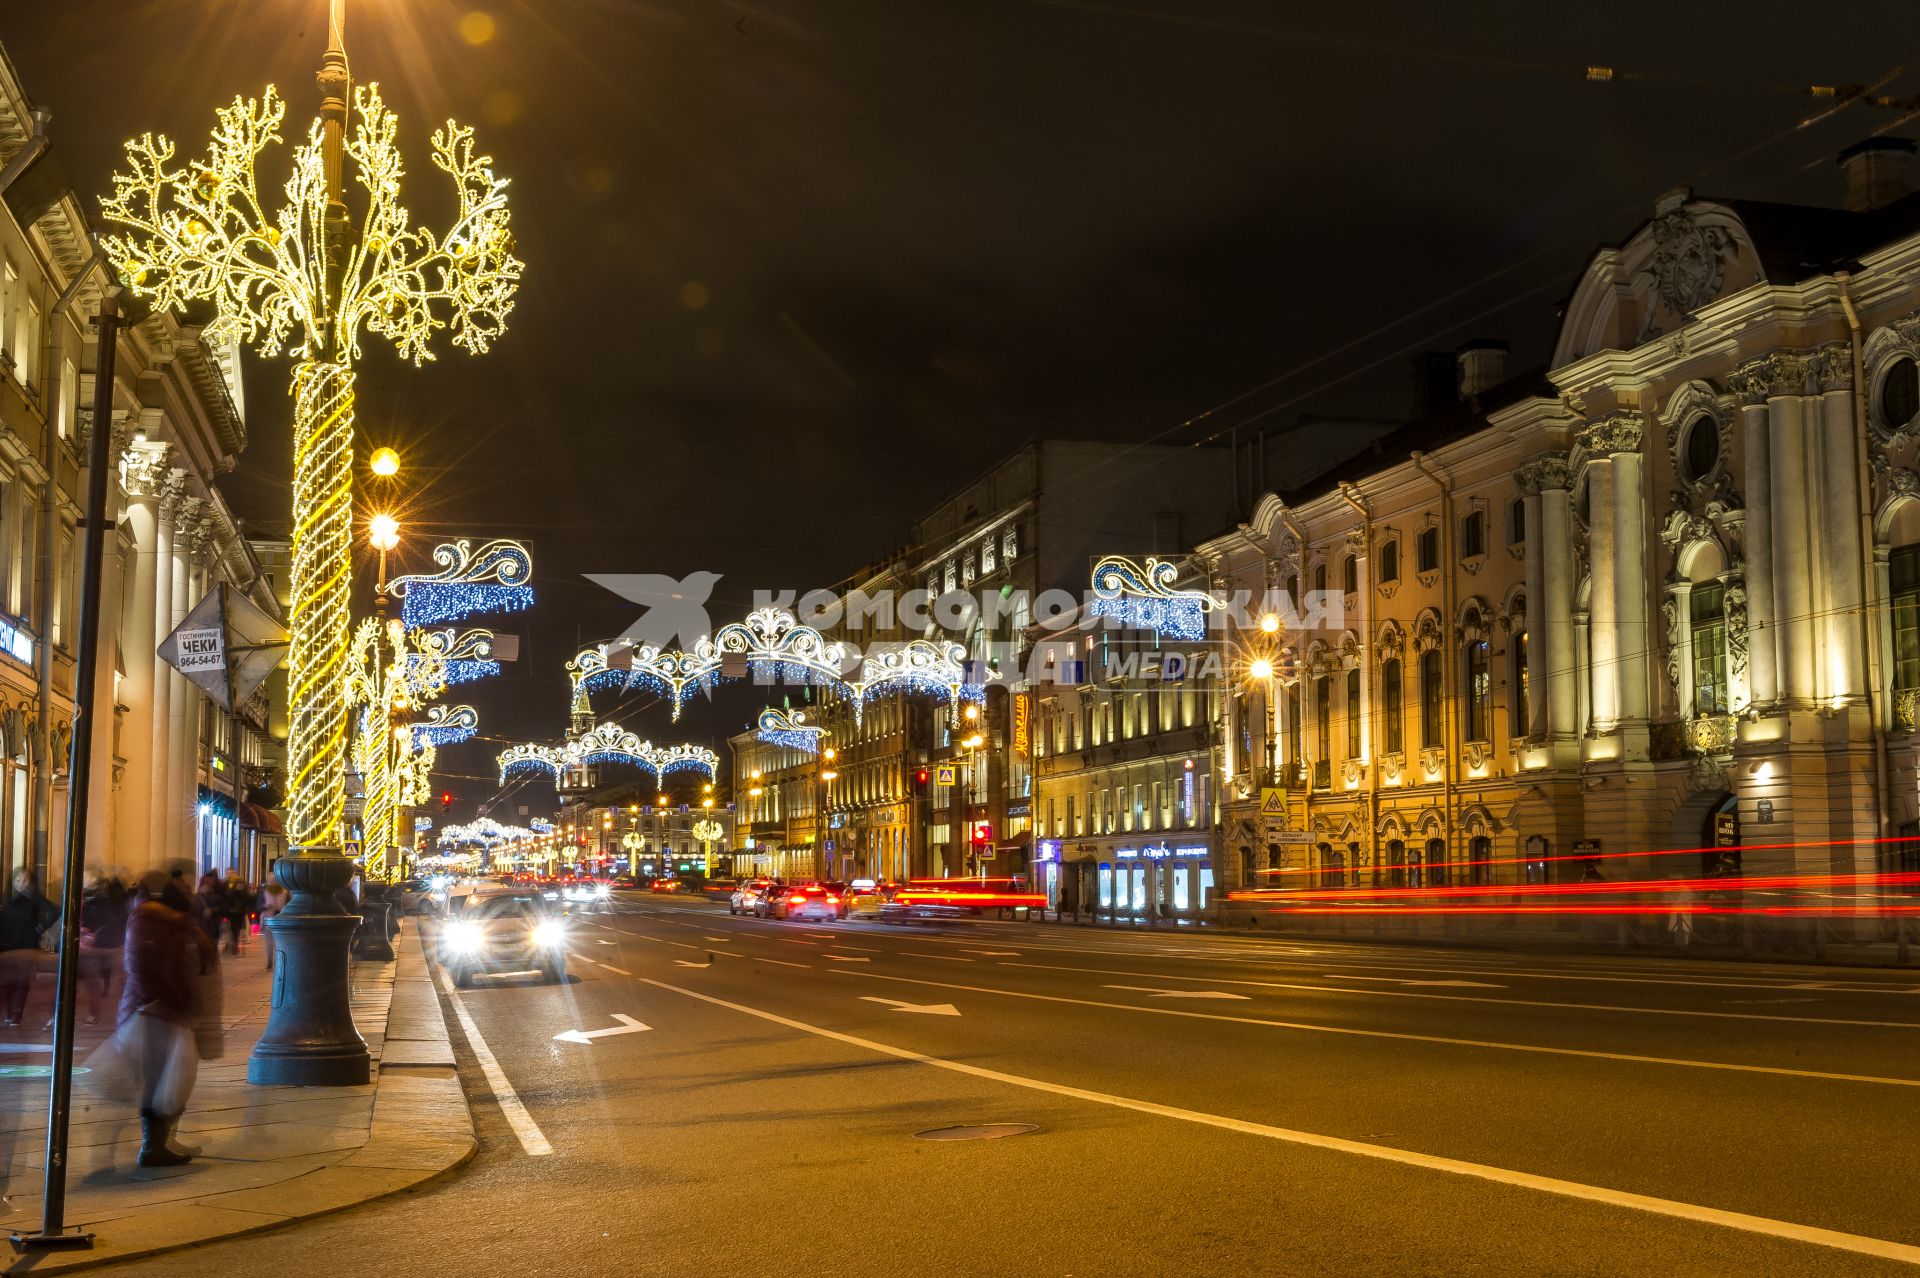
369, 446, 401, 478
1249, 657, 1275, 681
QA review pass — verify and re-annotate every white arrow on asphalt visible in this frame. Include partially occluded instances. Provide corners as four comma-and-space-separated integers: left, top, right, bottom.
860, 996, 961, 1016
1103, 984, 1249, 1000
552, 1014, 651, 1045
1335, 976, 1504, 988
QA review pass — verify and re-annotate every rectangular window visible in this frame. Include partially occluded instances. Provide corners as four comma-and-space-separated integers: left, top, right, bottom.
1132, 784, 1145, 830
1379, 540, 1398, 583
1466, 640, 1491, 741
1345, 667, 1361, 758
980, 537, 996, 574
1416, 527, 1439, 573
1896, 548, 1920, 691
1461, 510, 1486, 559
1513, 631, 1530, 736
57, 358, 76, 440
1149, 781, 1163, 829
1510, 498, 1527, 545
1382, 658, 1403, 754
1420, 648, 1444, 749
1342, 555, 1358, 595
1690, 584, 1729, 715
1003, 526, 1018, 563
1313, 676, 1331, 762
962, 550, 976, 586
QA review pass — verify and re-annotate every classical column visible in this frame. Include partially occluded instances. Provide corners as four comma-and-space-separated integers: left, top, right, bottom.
1518, 455, 1576, 741
168, 495, 202, 870
149, 471, 184, 870
1762, 355, 1819, 707
1585, 455, 1619, 732
1729, 364, 1780, 708
1816, 345, 1865, 700
117, 444, 169, 872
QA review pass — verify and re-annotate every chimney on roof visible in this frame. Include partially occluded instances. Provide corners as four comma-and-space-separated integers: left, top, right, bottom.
1839, 138, 1916, 212
1456, 339, 1509, 398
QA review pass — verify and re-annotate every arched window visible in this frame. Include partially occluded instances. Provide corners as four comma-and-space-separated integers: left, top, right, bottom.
1882, 356, 1919, 433
1386, 838, 1407, 888
1469, 835, 1493, 886
1416, 527, 1439, 574
1381, 658, 1403, 754
1682, 413, 1720, 482
1313, 676, 1331, 781
1314, 563, 1328, 595
1425, 838, 1449, 889
1379, 539, 1399, 583
1319, 843, 1343, 890
1419, 648, 1444, 749
1342, 555, 1358, 595
1466, 638, 1491, 741
1893, 544, 1920, 692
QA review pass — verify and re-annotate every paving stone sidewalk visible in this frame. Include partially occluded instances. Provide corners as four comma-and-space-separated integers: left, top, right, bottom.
0, 926, 471, 1273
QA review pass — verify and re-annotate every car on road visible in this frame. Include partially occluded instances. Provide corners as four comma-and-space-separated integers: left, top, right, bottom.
729, 879, 782, 915
845, 879, 887, 918
766, 882, 845, 921
649, 878, 684, 894
880, 878, 1046, 922
393, 878, 439, 915
437, 889, 571, 987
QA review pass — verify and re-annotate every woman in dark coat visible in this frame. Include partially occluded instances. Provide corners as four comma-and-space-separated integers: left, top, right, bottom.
120, 871, 216, 1166
78, 869, 131, 1025
2, 869, 56, 1026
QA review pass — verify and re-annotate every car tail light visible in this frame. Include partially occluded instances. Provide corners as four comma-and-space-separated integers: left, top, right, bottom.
825, 894, 839, 903
789, 895, 806, 904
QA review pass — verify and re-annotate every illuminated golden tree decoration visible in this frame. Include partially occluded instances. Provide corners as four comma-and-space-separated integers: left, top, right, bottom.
100, 82, 522, 850
347, 616, 450, 880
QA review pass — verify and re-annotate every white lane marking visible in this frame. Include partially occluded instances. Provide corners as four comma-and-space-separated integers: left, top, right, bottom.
1340, 976, 1505, 989
860, 996, 961, 1016
435, 966, 553, 1157
832, 945, 882, 953
553, 1013, 652, 1045
995, 960, 1920, 1031
600, 964, 633, 976
1103, 984, 1250, 1001
749, 957, 811, 969
663, 940, 706, 951
824, 955, 871, 963
963, 949, 1021, 957
596, 939, 617, 946
835, 971, 1920, 1089
675, 959, 713, 969
704, 936, 728, 941
806, 932, 836, 939
902, 952, 973, 962
639, 976, 1920, 1268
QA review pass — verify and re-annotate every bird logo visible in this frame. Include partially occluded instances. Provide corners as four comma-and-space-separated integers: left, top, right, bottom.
585, 571, 723, 651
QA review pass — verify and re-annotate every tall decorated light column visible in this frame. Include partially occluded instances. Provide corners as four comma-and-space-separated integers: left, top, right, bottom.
99, 0, 522, 1086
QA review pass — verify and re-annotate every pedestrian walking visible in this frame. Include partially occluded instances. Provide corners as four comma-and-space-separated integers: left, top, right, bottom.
2, 869, 56, 1026
221, 874, 250, 955
79, 867, 131, 1026
114, 869, 217, 1166
195, 872, 225, 946
258, 876, 289, 971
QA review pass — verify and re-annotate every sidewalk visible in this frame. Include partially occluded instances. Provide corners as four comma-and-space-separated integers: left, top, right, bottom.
0, 925, 472, 1273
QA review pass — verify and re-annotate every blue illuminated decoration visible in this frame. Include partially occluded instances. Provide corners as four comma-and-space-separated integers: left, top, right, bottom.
1088, 555, 1216, 641
568, 609, 986, 726
412, 704, 479, 747
755, 707, 825, 754
496, 721, 719, 784
388, 539, 534, 628
412, 628, 503, 687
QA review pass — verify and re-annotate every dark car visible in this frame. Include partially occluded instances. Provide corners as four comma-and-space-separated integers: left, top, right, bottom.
768, 882, 845, 922
437, 890, 571, 987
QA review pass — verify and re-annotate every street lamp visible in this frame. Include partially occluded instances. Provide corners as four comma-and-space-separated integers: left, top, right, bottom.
101, 0, 523, 1089
368, 446, 401, 478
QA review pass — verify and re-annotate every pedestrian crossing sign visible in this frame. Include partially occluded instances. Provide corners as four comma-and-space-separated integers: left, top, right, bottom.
1259, 787, 1287, 816
934, 765, 957, 786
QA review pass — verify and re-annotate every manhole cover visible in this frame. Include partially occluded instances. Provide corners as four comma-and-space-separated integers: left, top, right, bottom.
914, 1123, 1040, 1141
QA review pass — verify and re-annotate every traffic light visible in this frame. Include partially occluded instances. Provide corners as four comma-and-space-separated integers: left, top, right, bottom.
440, 791, 454, 813
915, 767, 930, 786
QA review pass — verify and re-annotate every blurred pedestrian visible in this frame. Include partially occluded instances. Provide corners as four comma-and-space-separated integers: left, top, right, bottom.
79, 867, 131, 1026
116, 869, 216, 1166
195, 872, 224, 946
258, 877, 288, 971
2, 869, 56, 1026
221, 874, 250, 955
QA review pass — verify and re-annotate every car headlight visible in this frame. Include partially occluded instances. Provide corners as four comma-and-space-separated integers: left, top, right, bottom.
532, 919, 567, 948
444, 920, 483, 953
594, 884, 611, 899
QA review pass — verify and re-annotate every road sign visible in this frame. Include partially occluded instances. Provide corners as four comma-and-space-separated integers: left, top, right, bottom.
934, 764, 957, 786
1259, 787, 1287, 816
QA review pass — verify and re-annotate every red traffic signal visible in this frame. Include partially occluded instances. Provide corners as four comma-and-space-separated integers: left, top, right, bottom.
440, 791, 455, 811
915, 768, 930, 786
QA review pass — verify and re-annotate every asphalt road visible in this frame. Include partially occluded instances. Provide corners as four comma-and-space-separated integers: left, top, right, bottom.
110, 898, 1920, 1277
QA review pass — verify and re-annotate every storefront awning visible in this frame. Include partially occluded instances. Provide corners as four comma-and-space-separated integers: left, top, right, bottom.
239, 802, 285, 835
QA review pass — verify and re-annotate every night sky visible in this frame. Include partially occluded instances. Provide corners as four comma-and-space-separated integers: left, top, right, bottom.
4, 1, 1916, 819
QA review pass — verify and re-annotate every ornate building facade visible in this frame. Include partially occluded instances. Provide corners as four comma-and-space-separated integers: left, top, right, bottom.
1202, 147, 1920, 901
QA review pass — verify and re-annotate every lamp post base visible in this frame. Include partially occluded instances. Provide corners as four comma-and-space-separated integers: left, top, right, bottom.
247, 851, 370, 1087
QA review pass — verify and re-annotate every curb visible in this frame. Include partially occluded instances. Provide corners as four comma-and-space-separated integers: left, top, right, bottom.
5, 928, 476, 1274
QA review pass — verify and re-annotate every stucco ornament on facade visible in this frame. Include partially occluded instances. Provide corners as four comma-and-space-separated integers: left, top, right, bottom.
1639, 209, 1735, 333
